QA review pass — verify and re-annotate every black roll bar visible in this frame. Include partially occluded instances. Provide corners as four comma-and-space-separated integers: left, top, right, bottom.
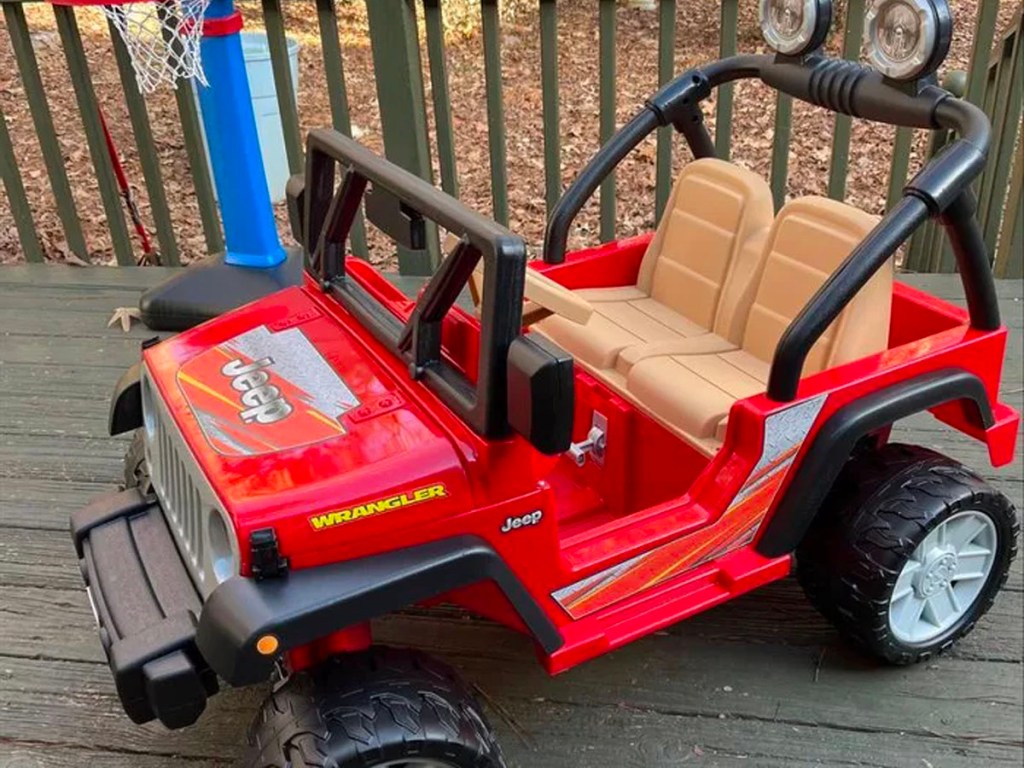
300, 129, 528, 438
543, 54, 999, 402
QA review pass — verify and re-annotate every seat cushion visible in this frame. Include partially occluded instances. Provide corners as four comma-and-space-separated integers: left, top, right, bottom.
741, 197, 887, 372
536, 287, 707, 370
614, 333, 738, 376
637, 158, 776, 338
626, 349, 769, 439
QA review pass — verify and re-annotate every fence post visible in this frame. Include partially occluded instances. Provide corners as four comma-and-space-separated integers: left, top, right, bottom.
654, 0, 676, 220
53, 4, 135, 265
995, 140, 1023, 279
540, 0, 561, 218
598, 0, 617, 241
424, 0, 460, 199
315, 0, 368, 256
0, 99, 43, 262
715, 0, 739, 159
481, 0, 510, 226
108, 17, 181, 265
979, 12, 1023, 252
4, 1, 89, 261
365, 0, 440, 275
827, 0, 866, 201
262, 0, 304, 176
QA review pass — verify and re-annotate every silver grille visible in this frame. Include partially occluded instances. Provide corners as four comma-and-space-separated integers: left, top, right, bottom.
153, 411, 205, 572
142, 366, 234, 596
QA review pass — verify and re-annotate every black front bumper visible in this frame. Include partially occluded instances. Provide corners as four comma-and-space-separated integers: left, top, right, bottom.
70, 488, 218, 729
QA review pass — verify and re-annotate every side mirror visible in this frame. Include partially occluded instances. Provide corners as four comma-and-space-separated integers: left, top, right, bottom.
507, 333, 574, 455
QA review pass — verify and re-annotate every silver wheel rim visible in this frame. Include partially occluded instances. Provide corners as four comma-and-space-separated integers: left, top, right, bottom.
888, 510, 998, 644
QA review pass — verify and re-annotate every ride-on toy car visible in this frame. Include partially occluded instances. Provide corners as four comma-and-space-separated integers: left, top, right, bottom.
72, 1, 1019, 765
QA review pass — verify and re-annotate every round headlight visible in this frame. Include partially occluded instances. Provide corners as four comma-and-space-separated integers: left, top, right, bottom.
207, 508, 239, 584
865, 0, 952, 82
760, 0, 833, 57
141, 374, 157, 439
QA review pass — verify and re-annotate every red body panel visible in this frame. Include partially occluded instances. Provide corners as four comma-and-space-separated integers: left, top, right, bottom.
143, 242, 1019, 675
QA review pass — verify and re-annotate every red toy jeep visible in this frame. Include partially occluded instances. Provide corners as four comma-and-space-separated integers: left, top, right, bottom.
72, 4, 1019, 766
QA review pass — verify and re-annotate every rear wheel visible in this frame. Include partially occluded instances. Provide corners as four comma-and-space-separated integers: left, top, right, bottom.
242, 647, 506, 768
797, 443, 1019, 665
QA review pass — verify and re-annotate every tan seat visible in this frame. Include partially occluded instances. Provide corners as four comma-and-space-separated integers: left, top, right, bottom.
536, 158, 775, 369
627, 197, 892, 446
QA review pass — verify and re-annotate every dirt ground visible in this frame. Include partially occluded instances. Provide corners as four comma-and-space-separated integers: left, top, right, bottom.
0, 0, 1019, 267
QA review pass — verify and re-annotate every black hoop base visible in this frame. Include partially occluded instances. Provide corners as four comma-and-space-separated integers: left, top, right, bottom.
139, 249, 305, 332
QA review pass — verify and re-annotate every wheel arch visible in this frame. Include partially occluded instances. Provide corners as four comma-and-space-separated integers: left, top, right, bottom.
756, 368, 994, 558
196, 535, 563, 686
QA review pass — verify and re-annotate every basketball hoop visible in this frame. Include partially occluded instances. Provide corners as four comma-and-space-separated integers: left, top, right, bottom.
54, 1, 211, 93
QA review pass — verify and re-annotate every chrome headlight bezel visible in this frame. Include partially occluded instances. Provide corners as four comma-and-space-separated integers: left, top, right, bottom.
207, 505, 240, 586
864, 0, 952, 82
759, 0, 833, 57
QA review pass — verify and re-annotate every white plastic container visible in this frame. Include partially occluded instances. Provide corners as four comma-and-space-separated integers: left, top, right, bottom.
196, 32, 300, 204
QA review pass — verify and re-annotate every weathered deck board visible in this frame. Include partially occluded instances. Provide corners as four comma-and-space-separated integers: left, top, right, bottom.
0, 265, 1021, 768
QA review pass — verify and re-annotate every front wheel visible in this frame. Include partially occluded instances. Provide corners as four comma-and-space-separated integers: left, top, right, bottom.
242, 647, 506, 768
797, 443, 1019, 665
123, 428, 150, 493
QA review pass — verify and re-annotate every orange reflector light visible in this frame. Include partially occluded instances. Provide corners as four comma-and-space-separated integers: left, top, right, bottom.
256, 634, 280, 656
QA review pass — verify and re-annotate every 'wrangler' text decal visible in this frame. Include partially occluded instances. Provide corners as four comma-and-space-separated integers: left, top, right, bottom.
309, 484, 447, 531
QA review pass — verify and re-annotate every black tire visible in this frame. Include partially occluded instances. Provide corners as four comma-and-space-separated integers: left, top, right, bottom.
242, 647, 506, 768
797, 443, 1019, 665
123, 429, 151, 493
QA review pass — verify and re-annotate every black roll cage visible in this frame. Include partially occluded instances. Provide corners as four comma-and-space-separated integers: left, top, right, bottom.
543, 53, 1001, 402
293, 52, 1002, 441
297, 130, 528, 438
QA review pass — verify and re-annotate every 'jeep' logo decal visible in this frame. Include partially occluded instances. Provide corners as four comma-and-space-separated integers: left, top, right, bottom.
221, 357, 294, 425
176, 324, 361, 457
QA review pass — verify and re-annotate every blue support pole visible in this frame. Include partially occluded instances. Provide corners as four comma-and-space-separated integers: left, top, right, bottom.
199, 0, 284, 267
139, 0, 303, 331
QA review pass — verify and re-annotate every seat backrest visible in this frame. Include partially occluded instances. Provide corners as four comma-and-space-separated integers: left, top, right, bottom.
638, 159, 774, 343
741, 196, 891, 374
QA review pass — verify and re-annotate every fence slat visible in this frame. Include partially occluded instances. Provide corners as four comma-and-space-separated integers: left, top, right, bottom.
315, 0, 367, 257
540, 0, 561, 217
481, 0, 509, 226
654, 0, 676, 220
827, 0, 865, 201
994, 139, 1023, 279
715, 0, 738, 159
54, 4, 134, 265
886, 127, 914, 211
4, 2, 88, 260
598, 0, 616, 241
154, 2, 223, 257
900, 69, 965, 272
0, 99, 43, 263
365, 0, 439, 274
980, 14, 1023, 252
262, 0, 303, 177
769, 94, 792, 210
107, 16, 180, 265
173, 82, 224, 256
903, 128, 951, 272
423, 0, 459, 198
965, 1, 1000, 105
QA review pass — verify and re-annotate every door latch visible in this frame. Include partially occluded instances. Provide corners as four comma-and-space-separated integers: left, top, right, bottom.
568, 412, 607, 467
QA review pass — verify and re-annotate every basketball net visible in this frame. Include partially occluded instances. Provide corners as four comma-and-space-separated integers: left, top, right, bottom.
102, 0, 211, 93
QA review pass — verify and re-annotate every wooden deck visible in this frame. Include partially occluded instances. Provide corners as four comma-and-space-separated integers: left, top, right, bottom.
0, 265, 1021, 768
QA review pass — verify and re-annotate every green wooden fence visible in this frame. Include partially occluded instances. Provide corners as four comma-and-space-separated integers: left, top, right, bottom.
1, 0, 1022, 277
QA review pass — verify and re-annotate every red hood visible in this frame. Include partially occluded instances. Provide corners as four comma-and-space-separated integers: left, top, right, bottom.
143, 284, 470, 542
